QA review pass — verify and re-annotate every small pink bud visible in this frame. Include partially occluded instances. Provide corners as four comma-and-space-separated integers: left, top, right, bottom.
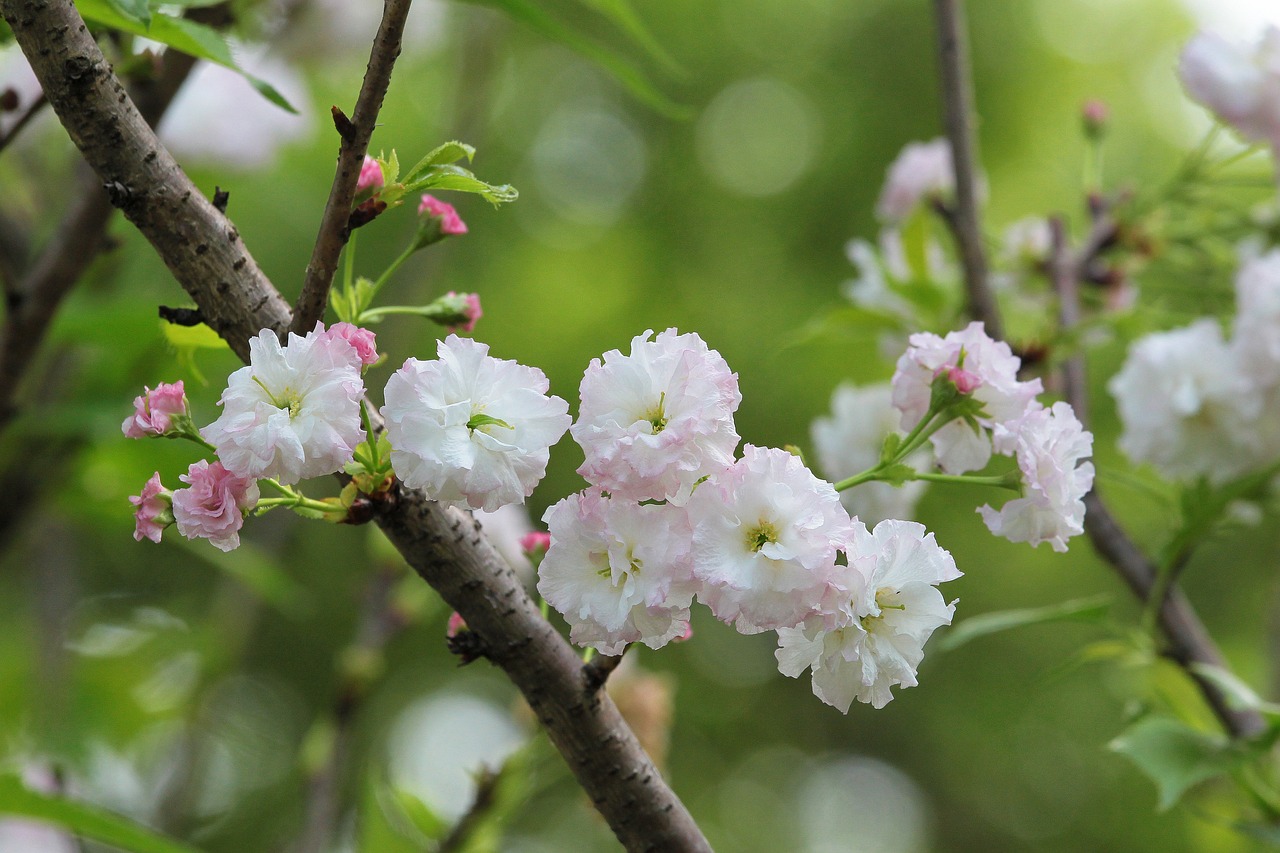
446, 611, 468, 638
519, 531, 551, 559
451, 292, 482, 334
324, 322, 379, 366
122, 381, 188, 438
1082, 99, 1109, 139
418, 194, 468, 235
946, 366, 982, 394
356, 155, 384, 194
129, 472, 173, 543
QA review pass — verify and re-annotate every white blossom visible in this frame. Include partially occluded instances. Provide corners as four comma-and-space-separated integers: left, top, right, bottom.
776, 519, 959, 712
978, 402, 1094, 552
537, 490, 695, 655
688, 445, 853, 634
381, 335, 571, 511
891, 322, 1043, 474
875, 139, 955, 224
572, 329, 741, 502
811, 382, 929, 524
202, 326, 365, 484
1179, 28, 1280, 151
1108, 319, 1261, 482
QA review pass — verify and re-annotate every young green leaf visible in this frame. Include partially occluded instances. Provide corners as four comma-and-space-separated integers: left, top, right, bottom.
1109, 716, 1242, 811
401, 140, 477, 185
939, 595, 1112, 652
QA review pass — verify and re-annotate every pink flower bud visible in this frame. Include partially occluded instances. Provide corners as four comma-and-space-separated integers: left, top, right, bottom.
446, 611, 468, 638
172, 460, 260, 552
451, 292, 482, 334
356, 155, 384, 194
1082, 99, 1109, 139
324, 322, 379, 366
519, 530, 551, 558
418, 194, 468, 235
122, 381, 188, 438
945, 366, 982, 394
129, 472, 173, 543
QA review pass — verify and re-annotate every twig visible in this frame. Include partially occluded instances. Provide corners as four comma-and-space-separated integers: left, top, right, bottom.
1048, 214, 1266, 739
437, 765, 504, 853
292, 0, 415, 334
4, 4, 711, 847
583, 650, 626, 693
932, 0, 1003, 339
0, 91, 46, 156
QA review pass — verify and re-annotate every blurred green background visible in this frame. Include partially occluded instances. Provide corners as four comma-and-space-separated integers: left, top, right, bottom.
3, 0, 1280, 850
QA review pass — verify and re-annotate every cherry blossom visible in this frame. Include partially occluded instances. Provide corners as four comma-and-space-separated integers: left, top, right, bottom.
572, 329, 742, 502
381, 335, 571, 511
171, 460, 260, 552
875, 138, 954, 224
687, 445, 852, 634
419, 194, 468, 235
537, 490, 696, 655
776, 519, 959, 711
202, 326, 366, 484
323, 322, 379, 366
122, 381, 189, 438
357, 155, 384, 193
129, 472, 173, 544
1179, 28, 1280, 152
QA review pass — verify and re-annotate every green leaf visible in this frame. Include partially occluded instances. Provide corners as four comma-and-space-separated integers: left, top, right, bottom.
1188, 663, 1280, 719
0, 774, 201, 853
404, 164, 518, 206
1110, 716, 1242, 811
0, 20, 13, 44
575, 0, 683, 77
457, 0, 689, 118
939, 595, 1112, 653
107, 0, 150, 25
74, 0, 298, 112
401, 140, 476, 186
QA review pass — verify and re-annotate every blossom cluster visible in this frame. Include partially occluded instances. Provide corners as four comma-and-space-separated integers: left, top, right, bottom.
535, 329, 962, 711
1109, 246, 1280, 483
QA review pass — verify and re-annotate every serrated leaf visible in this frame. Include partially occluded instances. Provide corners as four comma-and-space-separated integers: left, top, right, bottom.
404, 165, 518, 206
1110, 716, 1241, 810
401, 140, 476, 185
939, 595, 1112, 653
0, 774, 201, 853
457, 0, 689, 118
879, 433, 903, 465
74, 0, 297, 112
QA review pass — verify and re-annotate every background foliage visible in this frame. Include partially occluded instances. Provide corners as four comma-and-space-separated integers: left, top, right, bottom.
2, 0, 1278, 850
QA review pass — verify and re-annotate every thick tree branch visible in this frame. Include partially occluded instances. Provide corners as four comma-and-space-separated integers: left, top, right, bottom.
2, 0, 290, 360
3, 3, 711, 848
292, 0, 414, 334
932, 0, 1003, 339
1048, 215, 1266, 739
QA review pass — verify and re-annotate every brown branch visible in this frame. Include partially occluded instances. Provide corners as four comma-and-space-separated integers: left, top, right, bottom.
3, 3, 711, 848
0, 90, 46, 155
583, 650, 627, 693
2, 0, 290, 361
1048, 214, 1266, 739
932, 0, 1003, 339
291, 0, 414, 334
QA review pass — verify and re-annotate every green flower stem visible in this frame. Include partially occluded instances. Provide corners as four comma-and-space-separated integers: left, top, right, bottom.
355, 304, 434, 322
365, 241, 419, 309
833, 409, 952, 493
582, 647, 596, 664
257, 478, 339, 515
908, 470, 1021, 490
172, 419, 216, 453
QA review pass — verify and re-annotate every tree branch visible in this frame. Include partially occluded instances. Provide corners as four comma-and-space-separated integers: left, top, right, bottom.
0, 90, 46, 155
932, 0, 1003, 339
3, 3, 711, 848
1048, 214, 1266, 739
291, 0, 414, 334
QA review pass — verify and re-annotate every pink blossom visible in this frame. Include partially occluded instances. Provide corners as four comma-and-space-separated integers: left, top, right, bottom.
324, 322, 379, 366
129, 472, 173, 543
172, 460, 260, 552
122, 381, 188, 437
875, 139, 954, 224
356, 155, 384, 193
519, 530, 551, 557
448, 291, 482, 334
419, 194, 468, 235
687, 445, 853, 634
446, 611, 468, 638
572, 329, 742, 503
891, 322, 1043, 474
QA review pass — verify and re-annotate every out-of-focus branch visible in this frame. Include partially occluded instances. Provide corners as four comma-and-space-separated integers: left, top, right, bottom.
4, 4, 711, 848
0, 90, 46, 155
292, 0, 414, 334
932, 0, 1003, 339
1048, 214, 1266, 739
2, 0, 290, 361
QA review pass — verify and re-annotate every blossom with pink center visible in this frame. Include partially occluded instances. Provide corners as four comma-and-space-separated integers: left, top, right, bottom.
776, 519, 960, 711
448, 291, 482, 334
573, 329, 742, 503
129, 472, 173, 543
875, 138, 954, 224
202, 325, 366, 484
381, 335, 571, 511
171, 460, 260, 552
122, 381, 189, 438
537, 489, 696, 655
356, 155, 384, 193
323, 322, 378, 366
1179, 28, 1280, 152
978, 402, 1094, 552
687, 445, 853, 634
419, 194, 468, 235
891, 322, 1043, 474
